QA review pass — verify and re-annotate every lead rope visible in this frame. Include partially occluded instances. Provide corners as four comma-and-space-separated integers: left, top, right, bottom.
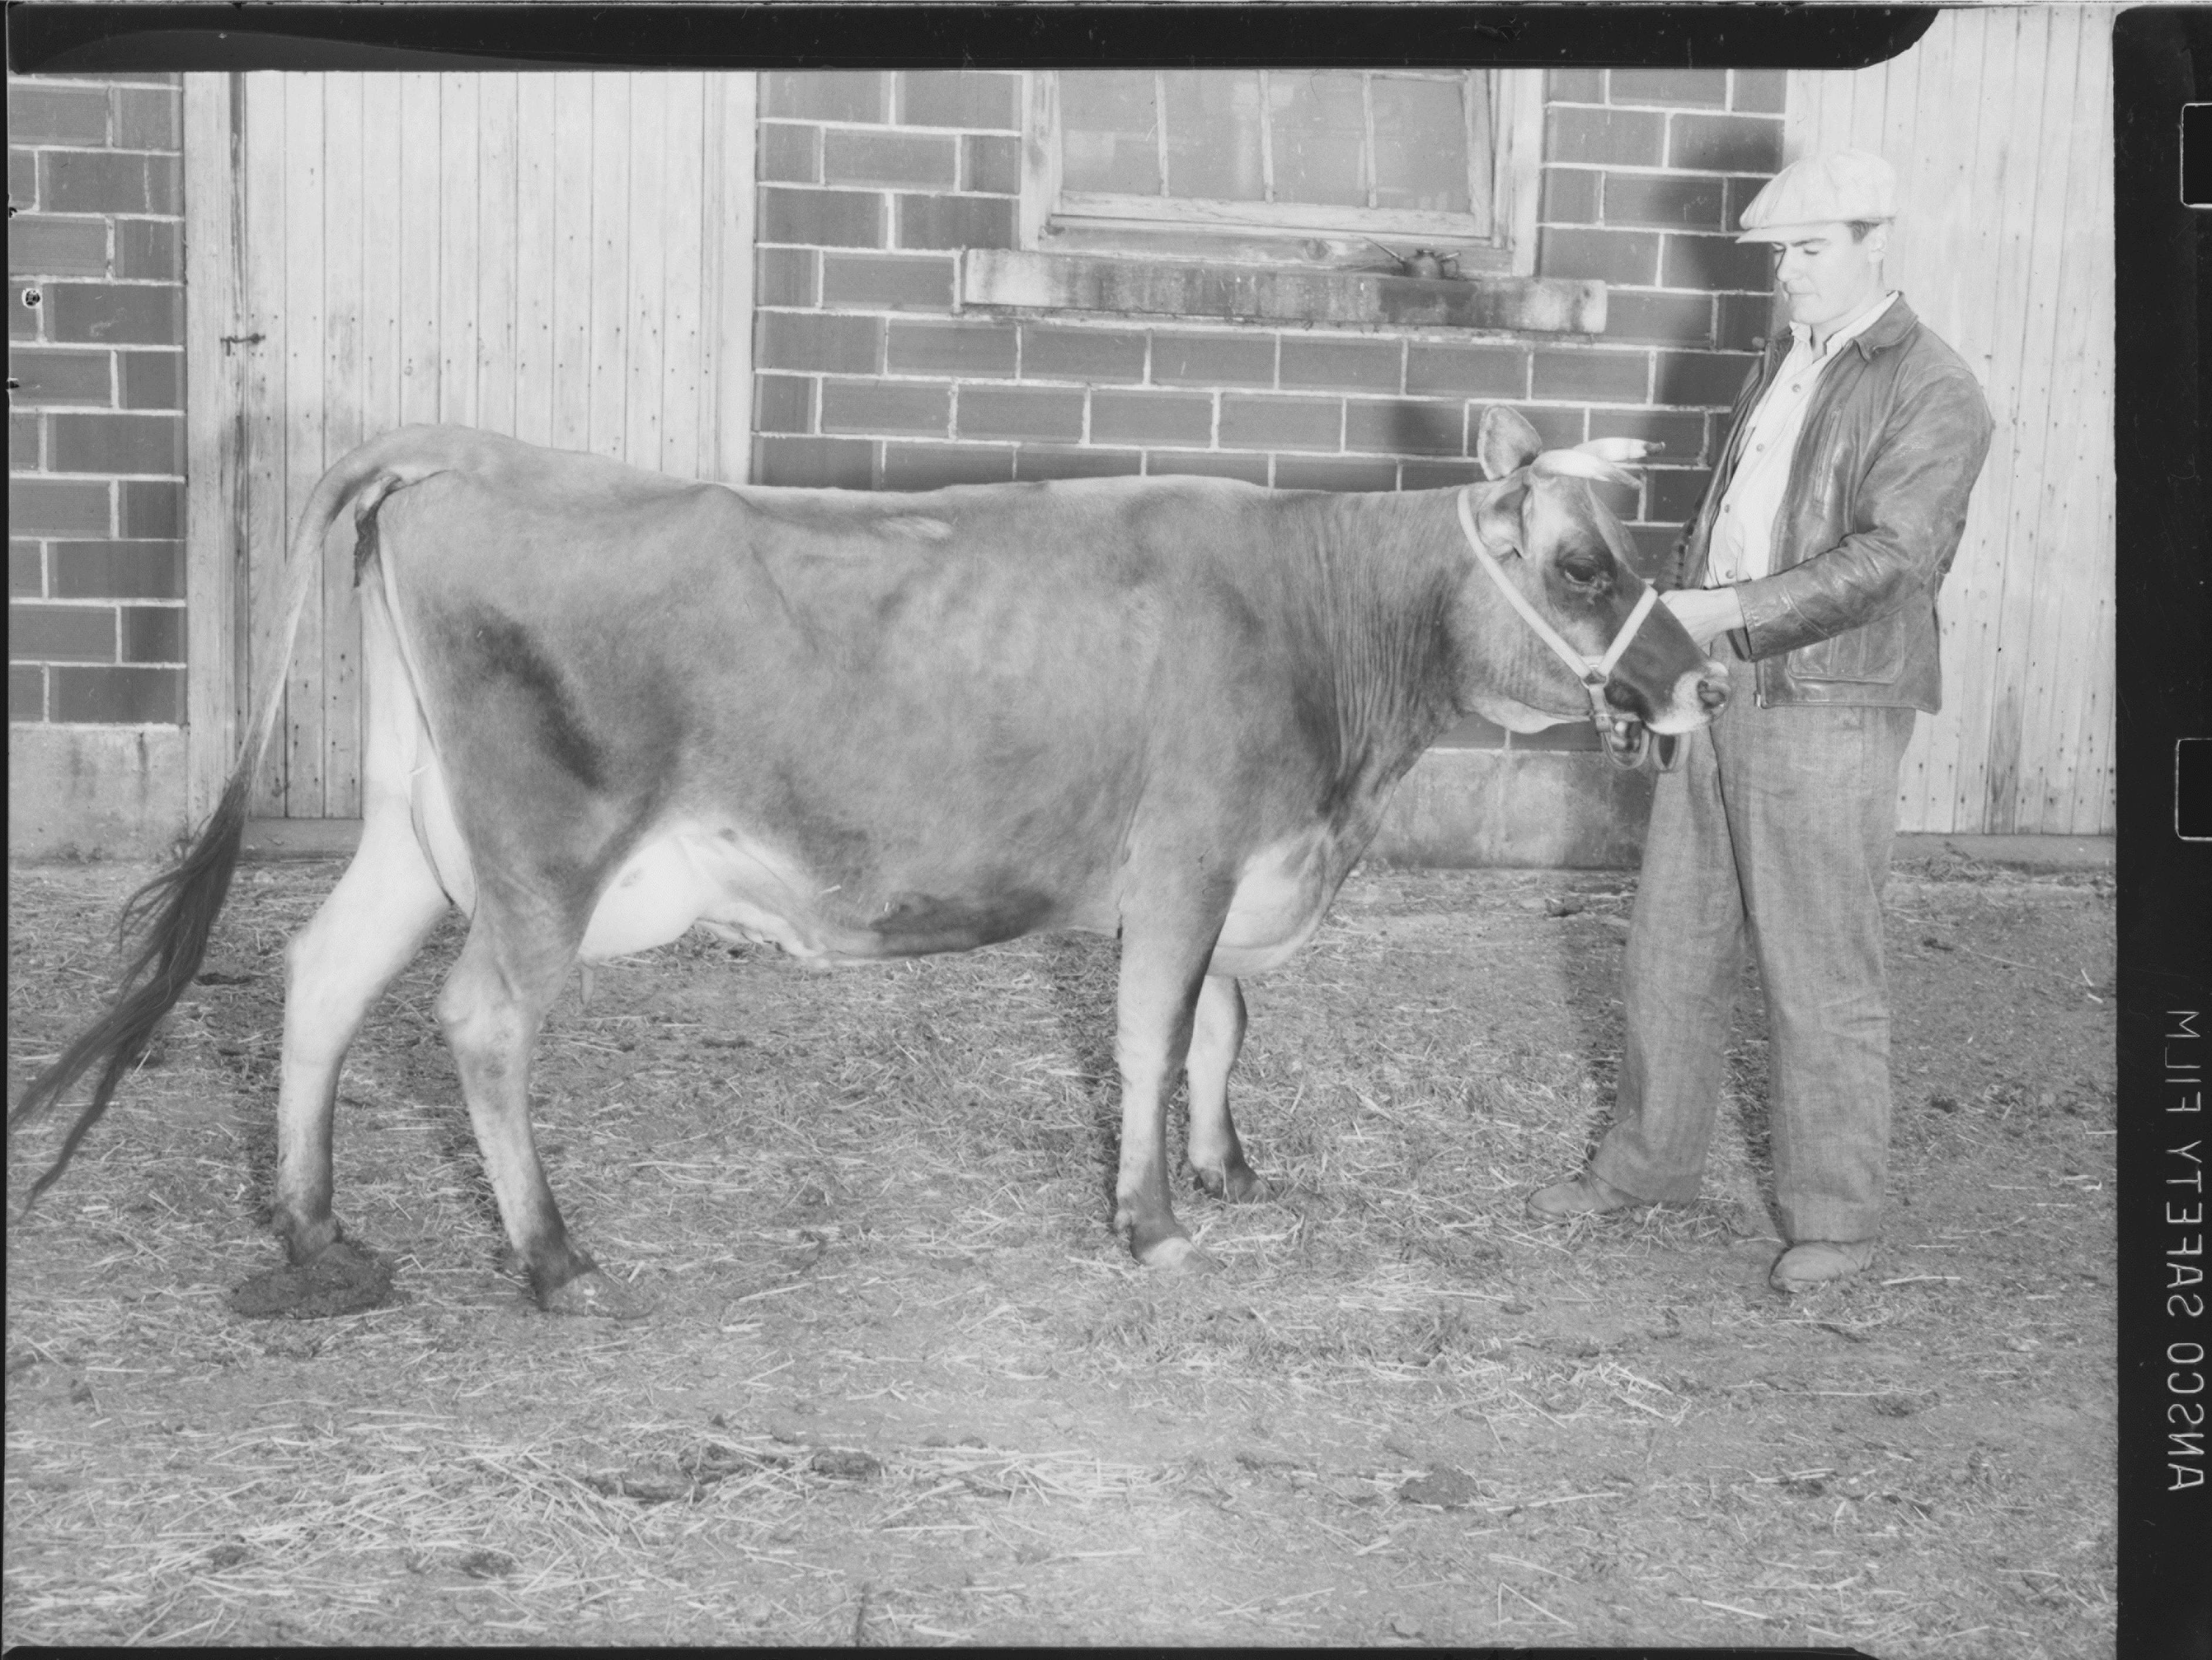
1454, 487, 1670, 770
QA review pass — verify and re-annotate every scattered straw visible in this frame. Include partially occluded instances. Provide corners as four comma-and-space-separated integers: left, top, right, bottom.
6, 859, 2116, 1651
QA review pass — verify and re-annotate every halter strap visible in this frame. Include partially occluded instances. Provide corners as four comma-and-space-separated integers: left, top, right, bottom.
1455, 485, 1671, 770
1455, 486, 1660, 688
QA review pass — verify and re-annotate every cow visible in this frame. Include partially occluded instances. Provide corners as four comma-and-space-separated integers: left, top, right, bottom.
12, 406, 1726, 1317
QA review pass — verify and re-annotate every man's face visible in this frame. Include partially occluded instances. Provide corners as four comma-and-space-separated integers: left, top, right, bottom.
1766, 221, 1887, 334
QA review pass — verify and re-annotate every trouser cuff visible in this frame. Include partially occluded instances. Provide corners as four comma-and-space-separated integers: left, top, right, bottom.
1589, 1145, 1704, 1207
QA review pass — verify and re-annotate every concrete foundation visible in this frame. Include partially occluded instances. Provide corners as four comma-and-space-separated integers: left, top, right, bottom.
8, 724, 190, 859
1370, 747, 1657, 869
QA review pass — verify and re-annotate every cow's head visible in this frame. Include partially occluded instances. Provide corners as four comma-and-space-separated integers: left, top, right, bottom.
1452, 406, 1727, 743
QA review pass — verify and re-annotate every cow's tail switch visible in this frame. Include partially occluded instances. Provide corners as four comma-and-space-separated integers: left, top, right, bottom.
8, 436, 425, 1209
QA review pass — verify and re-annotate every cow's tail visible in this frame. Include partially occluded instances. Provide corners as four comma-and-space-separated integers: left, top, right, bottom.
10, 432, 434, 1209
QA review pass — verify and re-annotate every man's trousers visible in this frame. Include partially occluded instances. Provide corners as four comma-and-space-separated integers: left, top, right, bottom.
1589, 655, 1917, 1245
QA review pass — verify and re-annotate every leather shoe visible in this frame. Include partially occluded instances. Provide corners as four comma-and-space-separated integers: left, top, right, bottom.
1526, 1171, 1637, 1221
1769, 1240, 1877, 1293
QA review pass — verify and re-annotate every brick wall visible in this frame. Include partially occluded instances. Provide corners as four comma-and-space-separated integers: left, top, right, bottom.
748, 68, 1781, 757
1535, 66, 1785, 542
1, 65, 1778, 829
8, 73, 188, 729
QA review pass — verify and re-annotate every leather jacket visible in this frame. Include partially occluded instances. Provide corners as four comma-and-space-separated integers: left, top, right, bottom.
1665, 293, 1994, 712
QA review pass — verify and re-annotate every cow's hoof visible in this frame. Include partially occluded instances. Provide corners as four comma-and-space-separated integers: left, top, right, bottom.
227, 1237, 396, 1320
537, 1267, 653, 1320
1192, 1162, 1271, 1204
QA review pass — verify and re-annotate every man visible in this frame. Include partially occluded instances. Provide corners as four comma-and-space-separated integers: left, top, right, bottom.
1527, 150, 1994, 1293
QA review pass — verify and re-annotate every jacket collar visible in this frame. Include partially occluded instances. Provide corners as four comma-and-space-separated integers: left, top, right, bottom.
1764, 292, 1920, 366
1847, 292, 1918, 359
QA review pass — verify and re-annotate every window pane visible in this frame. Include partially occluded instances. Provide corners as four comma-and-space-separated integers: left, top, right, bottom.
1371, 75, 1475, 217
1061, 71, 1161, 195
1267, 71, 1367, 209
1050, 69, 1502, 245
1161, 70, 1263, 202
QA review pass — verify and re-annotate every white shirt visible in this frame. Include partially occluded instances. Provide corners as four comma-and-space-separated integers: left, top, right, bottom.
1708, 290, 1899, 586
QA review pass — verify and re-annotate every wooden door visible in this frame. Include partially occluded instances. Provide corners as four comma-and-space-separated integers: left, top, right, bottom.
183, 71, 758, 825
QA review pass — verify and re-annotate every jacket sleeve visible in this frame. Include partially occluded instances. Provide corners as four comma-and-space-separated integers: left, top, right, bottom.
1731, 365, 1994, 659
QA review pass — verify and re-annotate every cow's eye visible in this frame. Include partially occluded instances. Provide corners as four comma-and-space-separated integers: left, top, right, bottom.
1557, 554, 1609, 588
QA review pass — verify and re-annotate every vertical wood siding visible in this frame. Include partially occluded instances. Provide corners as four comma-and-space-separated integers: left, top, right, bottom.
1789, 8, 2114, 835
184, 72, 757, 821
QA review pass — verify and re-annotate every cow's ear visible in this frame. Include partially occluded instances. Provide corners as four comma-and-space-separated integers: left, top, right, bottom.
1476, 407, 1545, 480
1472, 477, 1526, 556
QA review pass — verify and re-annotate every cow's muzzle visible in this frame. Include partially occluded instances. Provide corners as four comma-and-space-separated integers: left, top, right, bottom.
1620, 658, 1730, 726
1610, 660, 1728, 770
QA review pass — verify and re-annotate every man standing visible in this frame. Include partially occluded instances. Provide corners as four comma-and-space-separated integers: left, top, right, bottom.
1528, 150, 1994, 1293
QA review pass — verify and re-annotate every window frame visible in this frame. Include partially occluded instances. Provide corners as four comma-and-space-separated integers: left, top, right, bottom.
1018, 69, 1544, 276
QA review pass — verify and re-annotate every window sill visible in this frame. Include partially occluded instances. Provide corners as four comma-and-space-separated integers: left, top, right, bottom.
958, 249, 1604, 335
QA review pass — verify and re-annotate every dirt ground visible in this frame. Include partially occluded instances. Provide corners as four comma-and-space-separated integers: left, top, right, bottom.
5, 846, 2114, 1651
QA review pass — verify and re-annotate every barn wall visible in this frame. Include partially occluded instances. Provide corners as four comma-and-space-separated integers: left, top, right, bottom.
7, 48, 2115, 861
750, 68, 1787, 862
181, 72, 759, 824
8, 72, 192, 855
1789, 8, 2116, 836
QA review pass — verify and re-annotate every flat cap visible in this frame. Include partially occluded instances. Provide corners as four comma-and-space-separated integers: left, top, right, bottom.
1735, 149, 1898, 242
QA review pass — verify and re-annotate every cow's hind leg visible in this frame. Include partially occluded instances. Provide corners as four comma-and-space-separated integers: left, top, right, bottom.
1184, 973, 1267, 1202
1111, 906, 1230, 1271
437, 904, 638, 1317
272, 820, 450, 1268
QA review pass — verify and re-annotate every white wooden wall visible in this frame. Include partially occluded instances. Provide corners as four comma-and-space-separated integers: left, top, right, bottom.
1789, 8, 2115, 836
183, 72, 757, 822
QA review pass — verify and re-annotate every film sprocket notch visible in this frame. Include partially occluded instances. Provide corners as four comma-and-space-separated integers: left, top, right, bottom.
2184, 102, 2212, 207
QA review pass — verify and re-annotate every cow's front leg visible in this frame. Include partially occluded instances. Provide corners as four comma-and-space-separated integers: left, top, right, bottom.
1112, 917, 1224, 1271
1185, 973, 1266, 1202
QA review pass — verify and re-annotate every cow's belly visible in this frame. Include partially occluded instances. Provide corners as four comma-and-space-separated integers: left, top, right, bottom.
1209, 828, 1339, 977
580, 825, 839, 963
420, 794, 1343, 976
577, 823, 1114, 964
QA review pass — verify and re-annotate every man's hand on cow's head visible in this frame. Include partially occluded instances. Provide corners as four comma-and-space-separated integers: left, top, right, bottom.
1660, 586, 1746, 648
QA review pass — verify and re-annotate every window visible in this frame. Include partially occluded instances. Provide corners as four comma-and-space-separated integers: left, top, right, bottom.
1022, 70, 1542, 274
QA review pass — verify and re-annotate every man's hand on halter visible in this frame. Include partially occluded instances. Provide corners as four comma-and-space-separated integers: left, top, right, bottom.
1661, 586, 1746, 649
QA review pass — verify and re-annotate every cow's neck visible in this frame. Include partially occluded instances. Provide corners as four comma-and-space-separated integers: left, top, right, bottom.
1452, 571, 1595, 736
1279, 491, 1469, 827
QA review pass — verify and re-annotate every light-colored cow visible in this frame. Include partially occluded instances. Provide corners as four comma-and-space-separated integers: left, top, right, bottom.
15, 406, 1724, 1315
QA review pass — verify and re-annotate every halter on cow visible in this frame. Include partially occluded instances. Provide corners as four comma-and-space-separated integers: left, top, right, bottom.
12, 406, 1725, 1316
1456, 441, 1684, 770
